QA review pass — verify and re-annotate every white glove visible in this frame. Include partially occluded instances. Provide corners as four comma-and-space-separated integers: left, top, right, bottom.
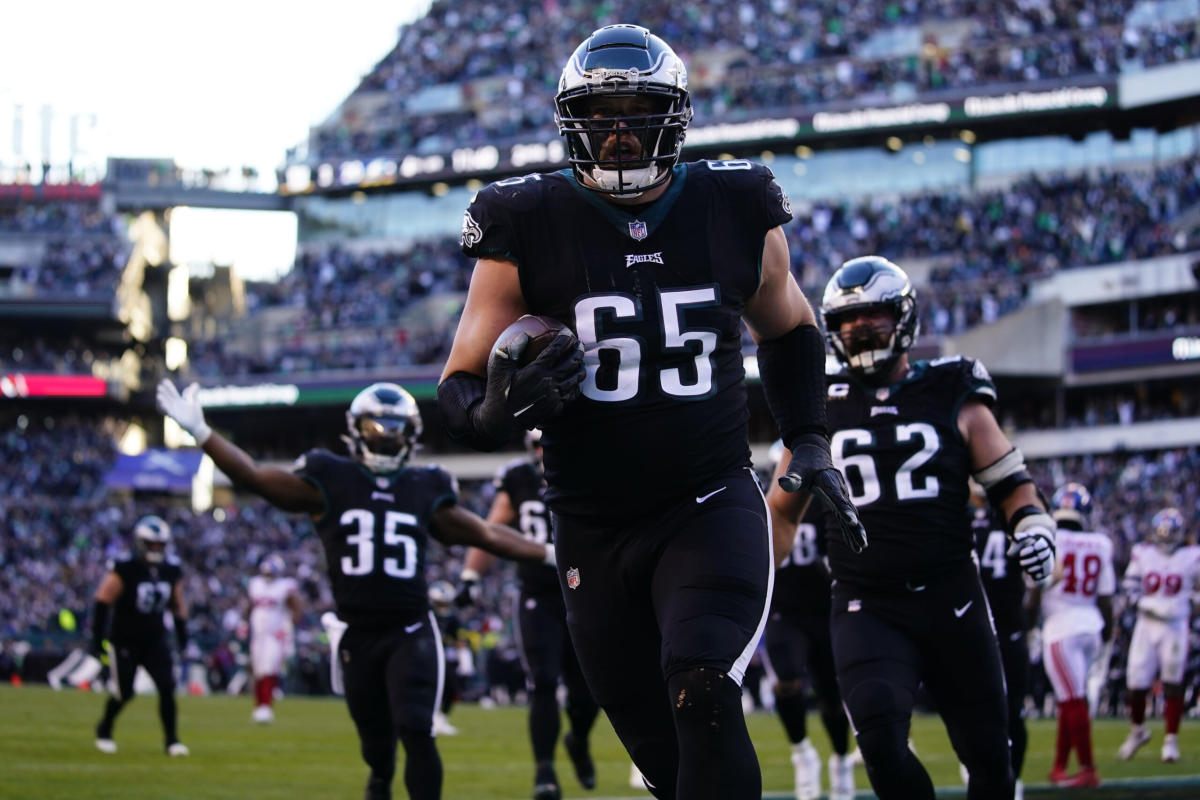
542, 543, 556, 567
1008, 513, 1055, 584
156, 380, 212, 445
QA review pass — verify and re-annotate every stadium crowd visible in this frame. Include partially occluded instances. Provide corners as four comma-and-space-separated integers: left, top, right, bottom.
176, 154, 1199, 379
309, 0, 1197, 161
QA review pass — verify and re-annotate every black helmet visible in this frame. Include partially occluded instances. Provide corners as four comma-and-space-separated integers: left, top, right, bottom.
555, 24, 692, 197
821, 256, 919, 382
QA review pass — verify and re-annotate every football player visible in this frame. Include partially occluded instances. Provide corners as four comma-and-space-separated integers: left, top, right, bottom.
427, 580, 464, 737
459, 429, 601, 800
157, 380, 553, 800
90, 514, 190, 756
437, 24, 864, 800
247, 553, 301, 724
968, 481, 1031, 797
768, 256, 1055, 800
762, 442, 855, 800
1117, 507, 1200, 763
1035, 483, 1115, 788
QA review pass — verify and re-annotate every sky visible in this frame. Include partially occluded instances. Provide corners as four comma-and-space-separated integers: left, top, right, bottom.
0, 0, 432, 190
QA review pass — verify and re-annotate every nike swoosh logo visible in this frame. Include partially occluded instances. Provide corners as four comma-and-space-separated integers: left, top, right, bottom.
954, 601, 973, 618
512, 402, 537, 418
696, 487, 727, 504
405, 622, 423, 633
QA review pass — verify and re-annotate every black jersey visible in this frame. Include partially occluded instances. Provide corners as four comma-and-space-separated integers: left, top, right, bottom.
493, 457, 558, 593
295, 449, 457, 628
771, 516, 833, 617
972, 504, 1026, 636
463, 161, 792, 520
108, 555, 182, 643
825, 355, 998, 588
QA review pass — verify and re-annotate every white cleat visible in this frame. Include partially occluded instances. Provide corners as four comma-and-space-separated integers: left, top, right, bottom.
94, 738, 117, 754
166, 742, 190, 757
1162, 733, 1181, 763
252, 705, 275, 724
630, 762, 646, 790
828, 753, 855, 800
432, 711, 458, 736
790, 739, 821, 800
1117, 725, 1152, 760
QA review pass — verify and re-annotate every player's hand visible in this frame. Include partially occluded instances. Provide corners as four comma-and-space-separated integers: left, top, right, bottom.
779, 433, 867, 553
1009, 525, 1055, 583
475, 330, 584, 437
156, 380, 212, 445
455, 578, 481, 609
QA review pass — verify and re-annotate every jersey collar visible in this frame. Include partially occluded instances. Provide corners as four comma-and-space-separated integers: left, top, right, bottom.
561, 165, 688, 241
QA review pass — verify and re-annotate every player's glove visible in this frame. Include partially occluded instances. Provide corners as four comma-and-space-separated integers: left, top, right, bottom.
473, 330, 584, 439
156, 380, 212, 445
1007, 508, 1056, 583
455, 569, 482, 609
778, 433, 867, 554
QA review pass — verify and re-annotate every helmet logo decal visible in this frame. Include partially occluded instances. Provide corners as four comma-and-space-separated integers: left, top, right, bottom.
628, 220, 648, 240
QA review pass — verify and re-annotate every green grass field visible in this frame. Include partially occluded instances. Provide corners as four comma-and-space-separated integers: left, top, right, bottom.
2, 684, 1199, 799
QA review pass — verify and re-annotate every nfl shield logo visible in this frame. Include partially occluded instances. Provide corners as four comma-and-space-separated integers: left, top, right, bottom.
566, 567, 581, 589
628, 220, 648, 240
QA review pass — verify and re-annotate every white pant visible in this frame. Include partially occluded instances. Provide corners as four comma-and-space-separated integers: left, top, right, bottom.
1126, 614, 1189, 688
250, 632, 289, 677
1044, 630, 1101, 702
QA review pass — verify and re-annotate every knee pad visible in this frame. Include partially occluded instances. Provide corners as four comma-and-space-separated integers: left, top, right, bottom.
669, 667, 741, 721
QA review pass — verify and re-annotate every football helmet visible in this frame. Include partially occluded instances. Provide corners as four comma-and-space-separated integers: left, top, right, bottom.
259, 553, 285, 577
821, 255, 919, 383
133, 515, 171, 564
555, 24, 692, 197
1051, 482, 1092, 529
344, 382, 422, 473
428, 580, 455, 614
1150, 507, 1186, 550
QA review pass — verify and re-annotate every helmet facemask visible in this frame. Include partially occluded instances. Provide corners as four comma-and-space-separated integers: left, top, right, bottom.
558, 90, 689, 197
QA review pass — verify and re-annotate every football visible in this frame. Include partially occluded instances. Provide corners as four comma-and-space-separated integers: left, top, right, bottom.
493, 314, 571, 365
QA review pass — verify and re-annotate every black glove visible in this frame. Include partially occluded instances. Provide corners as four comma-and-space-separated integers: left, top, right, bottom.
778, 433, 868, 554
472, 330, 585, 441
455, 578, 481, 609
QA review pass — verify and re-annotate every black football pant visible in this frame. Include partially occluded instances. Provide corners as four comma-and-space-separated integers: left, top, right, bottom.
554, 468, 771, 800
764, 610, 850, 754
515, 586, 599, 781
340, 613, 443, 800
997, 626, 1030, 781
832, 561, 1014, 800
96, 636, 179, 747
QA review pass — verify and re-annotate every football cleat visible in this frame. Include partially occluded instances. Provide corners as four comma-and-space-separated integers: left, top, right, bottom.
1162, 733, 1181, 763
1048, 765, 1071, 784
432, 711, 458, 737
252, 704, 274, 724
533, 782, 562, 800
828, 752, 855, 800
94, 738, 117, 754
563, 731, 596, 790
166, 742, 190, 757
790, 738, 821, 800
1117, 725, 1152, 760
1062, 766, 1100, 788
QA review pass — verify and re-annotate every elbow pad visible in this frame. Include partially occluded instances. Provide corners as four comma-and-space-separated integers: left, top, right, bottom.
973, 447, 1034, 507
